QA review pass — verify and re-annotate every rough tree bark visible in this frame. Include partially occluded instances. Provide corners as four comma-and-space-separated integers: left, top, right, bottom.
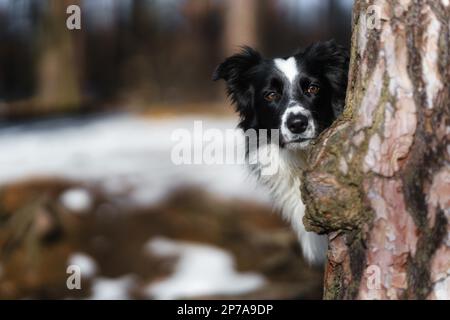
301, 0, 449, 299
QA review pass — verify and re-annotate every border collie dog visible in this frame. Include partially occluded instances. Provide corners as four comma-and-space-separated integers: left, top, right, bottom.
213, 41, 348, 264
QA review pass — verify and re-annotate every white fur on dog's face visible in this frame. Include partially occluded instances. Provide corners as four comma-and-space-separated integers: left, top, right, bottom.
214, 42, 348, 152
280, 106, 316, 150
274, 57, 298, 83
214, 42, 349, 265
274, 57, 317, 150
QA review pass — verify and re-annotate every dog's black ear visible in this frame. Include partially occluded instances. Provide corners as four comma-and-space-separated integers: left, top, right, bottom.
301, 40, 349, 117
212, 46, 261, 82
212, 47, 262, 107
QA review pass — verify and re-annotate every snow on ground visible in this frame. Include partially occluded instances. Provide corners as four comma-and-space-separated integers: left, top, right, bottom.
144, 237, 266, 299
60, 188, 93, 213
0, 113, 270, 205
67, 253, 98, 279
89, 275, 136, 300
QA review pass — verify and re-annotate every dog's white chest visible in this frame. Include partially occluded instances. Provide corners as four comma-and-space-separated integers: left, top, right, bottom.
248, 145, 327, 264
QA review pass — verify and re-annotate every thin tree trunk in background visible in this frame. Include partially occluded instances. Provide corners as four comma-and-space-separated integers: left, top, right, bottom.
301, 0, 449, 299
224, 0, 258, 55
36, 0, 81, 113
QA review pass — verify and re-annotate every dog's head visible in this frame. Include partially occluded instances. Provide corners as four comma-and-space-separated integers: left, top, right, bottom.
213, 40, 349, 150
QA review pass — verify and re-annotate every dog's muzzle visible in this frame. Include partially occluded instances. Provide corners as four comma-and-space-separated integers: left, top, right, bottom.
286, 113, 308, 134
280, 105, 316, 148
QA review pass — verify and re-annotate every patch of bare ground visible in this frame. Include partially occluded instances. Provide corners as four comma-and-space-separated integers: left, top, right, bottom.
0, 178, 322, 299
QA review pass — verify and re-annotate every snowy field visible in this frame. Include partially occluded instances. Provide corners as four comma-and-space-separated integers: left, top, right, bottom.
0, 113, 270, 206
145, 237, 266, 299
66, 238, 266, 300
0, 113, 275, 299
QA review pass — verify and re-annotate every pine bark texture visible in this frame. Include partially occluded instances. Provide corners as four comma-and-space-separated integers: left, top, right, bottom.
301, 0, 450, 299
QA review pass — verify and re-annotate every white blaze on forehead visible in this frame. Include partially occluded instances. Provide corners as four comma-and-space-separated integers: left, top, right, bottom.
274, 57, 298, 84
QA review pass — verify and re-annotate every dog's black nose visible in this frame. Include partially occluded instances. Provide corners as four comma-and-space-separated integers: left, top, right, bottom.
287, 114, 308, 134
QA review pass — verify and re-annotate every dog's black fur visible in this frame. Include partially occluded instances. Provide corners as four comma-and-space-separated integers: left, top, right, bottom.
213, 40, 348, 149
213, 41, 349, 264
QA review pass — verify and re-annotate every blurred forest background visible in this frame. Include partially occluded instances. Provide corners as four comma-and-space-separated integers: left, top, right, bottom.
0, 0, 352, 118
0, 0, 352, 300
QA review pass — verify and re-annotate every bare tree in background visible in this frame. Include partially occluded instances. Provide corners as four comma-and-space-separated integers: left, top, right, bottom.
36, 0, 82, 112
223, 0, 258, 55
302, 0, 449, 299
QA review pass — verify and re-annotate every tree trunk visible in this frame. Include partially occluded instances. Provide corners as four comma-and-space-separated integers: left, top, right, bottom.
223, 0, 258, 55
36, 0, 82, 113
301, 0, 449, 299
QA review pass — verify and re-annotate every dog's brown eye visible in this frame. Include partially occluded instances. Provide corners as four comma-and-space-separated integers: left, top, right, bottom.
306, 85, 320, 95
264, 92, 280, 102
